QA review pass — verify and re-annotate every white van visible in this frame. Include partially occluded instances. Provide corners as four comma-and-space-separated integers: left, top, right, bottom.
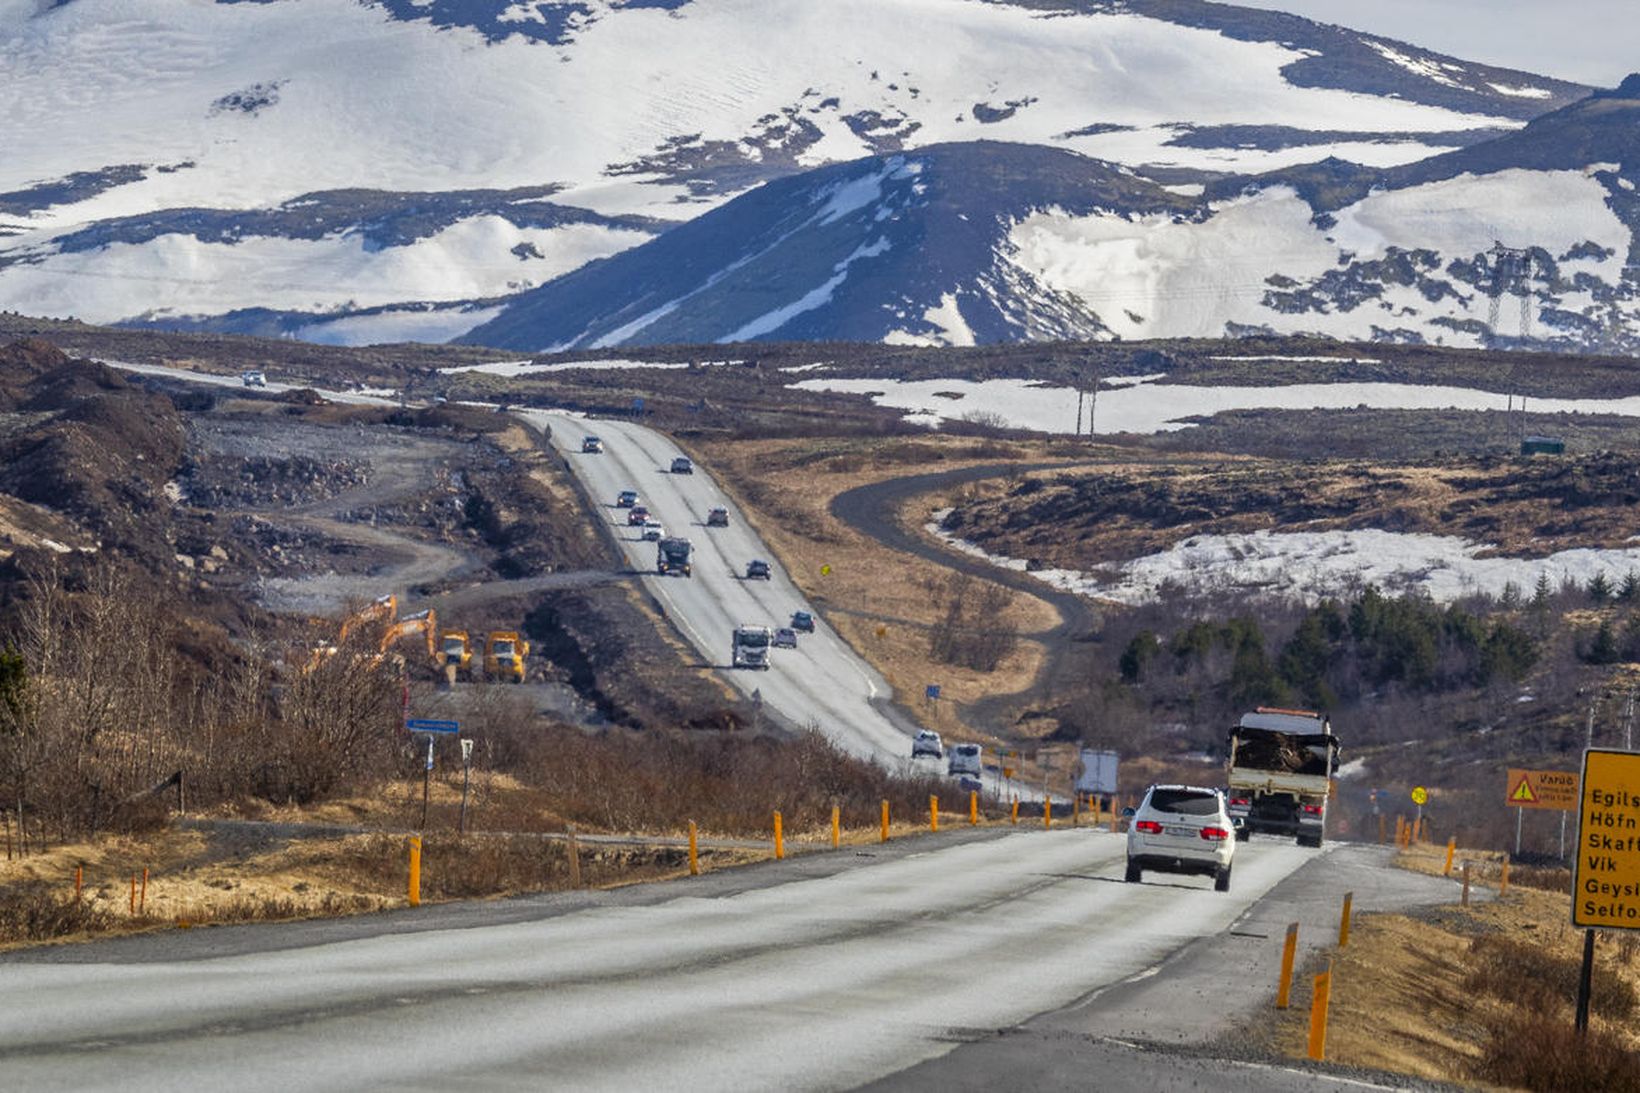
240, 370, 267, 388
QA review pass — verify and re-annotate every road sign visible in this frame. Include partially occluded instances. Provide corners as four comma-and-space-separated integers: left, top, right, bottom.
1410, 786, 1428, 806
925, 684, 941, 701
1573, 749, 1640, 929
1507, 768, 1579, 810
406, 719, 460, 734
461, 739, 474, 763
1075, 749, 1119, 795
821, 564, 832, 576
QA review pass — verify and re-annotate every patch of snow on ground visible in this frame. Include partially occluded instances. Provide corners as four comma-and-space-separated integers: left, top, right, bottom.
928, 517, 1640, 607
444, 358, 739, 376
794, 375, 1640, 435
1487, 82, 1552, 99
721, 237, 891, 342
296, 306, 503, 346
922, 292, 976, 348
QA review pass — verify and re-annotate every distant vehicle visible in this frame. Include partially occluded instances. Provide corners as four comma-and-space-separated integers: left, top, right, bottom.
791, 610, 815, 633
746, 559, 771, 580
642, 519, 665, 541
656, 537, 693, 577
617, 490, 639, 507
582, 436, 604, 453
706, 507, 729, 527
628, 505, 650, 526
483, 630, 529, 684
437, 630, 472, 679
1126, 785, 1236, 891
732, 625, 773, 670
912, 730, 943, 759
1226, 707, 1338, 847
240, 370, 267, 388
947, 743, 982, 778
773, 627, 798, 649
670, 456, 693, 474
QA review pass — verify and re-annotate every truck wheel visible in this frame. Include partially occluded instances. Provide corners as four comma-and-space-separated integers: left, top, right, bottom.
1124, 860, 1141, 883
1214, 865, 1232, 892
1235, 827, 1250, 842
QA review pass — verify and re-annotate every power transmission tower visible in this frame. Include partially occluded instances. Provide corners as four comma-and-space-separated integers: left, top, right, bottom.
1486, 243, 1535, 345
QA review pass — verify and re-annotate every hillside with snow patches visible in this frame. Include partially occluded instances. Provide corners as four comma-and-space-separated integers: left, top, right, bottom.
0, 0, 1611, 347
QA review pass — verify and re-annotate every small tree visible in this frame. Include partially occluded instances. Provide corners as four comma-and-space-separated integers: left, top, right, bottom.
1119, 631, 1161, 683
1588, 573, 1614, 602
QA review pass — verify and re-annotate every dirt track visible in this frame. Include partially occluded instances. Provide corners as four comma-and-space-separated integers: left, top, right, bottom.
829, 461, 1102, 729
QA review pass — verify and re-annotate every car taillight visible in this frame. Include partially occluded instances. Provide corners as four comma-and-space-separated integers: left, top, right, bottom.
1303, 804, 1323, 815
1229, 798, 1250, 807
1200, 826, 1230, 841
1134, 820, 1163, 834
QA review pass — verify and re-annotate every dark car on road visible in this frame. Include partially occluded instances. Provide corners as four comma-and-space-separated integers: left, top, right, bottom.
773, 628, 797, 648
746, 559, 771, 580
791, 610, 815, 632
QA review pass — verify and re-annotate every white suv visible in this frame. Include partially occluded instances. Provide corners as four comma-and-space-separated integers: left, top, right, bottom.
1125, 784, 1236, 892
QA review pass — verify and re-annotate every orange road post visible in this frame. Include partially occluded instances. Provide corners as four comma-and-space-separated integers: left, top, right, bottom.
969, 791, 978, 826
1308, 966, 1332, 1060
831, 806, 840, 849
140, 868, 148, 915
1276, 922, 1299, 1009
1443, 837, 1456, 876
1044, 799, 1052, 829
408, 836, 422, 907
929, 796, 939, 833
129, 873, 136, 915
688, 820, 699, 876
74, 865, 82, 901
774, 811, 785, 860
881, 800, 890, 843
1011, 799, 1019, 825
1339, 891, 1353, 948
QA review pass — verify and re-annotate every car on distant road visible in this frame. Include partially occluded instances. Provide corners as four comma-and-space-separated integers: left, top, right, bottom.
670, 456, 693, 474
240, 370, 267, 388
1125, 784, 1236, 892
628, 505, 650, 526
642, 519, 665, 541
706, 507, 729, 527
746, 559, 771, 580
616, 490, 638, 507
582, 436, 604, 453
791, 610, 815, 633
947, 743, 982, 778
773, 628, 797, 648
912, 730, 943, 759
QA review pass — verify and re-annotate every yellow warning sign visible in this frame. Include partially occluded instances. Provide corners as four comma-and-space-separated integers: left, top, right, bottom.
1506, 768, 1578, 811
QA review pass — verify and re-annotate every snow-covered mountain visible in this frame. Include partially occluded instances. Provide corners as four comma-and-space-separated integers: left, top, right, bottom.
0, 0, 1595, 345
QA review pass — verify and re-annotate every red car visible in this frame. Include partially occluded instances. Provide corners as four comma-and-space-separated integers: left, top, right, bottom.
628, 505, 650, 526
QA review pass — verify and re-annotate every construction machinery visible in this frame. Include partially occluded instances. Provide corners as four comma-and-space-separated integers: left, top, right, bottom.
484, 630, 530, 684
379, 608, 437, 664
438, 629, 473, 681
338, 594, 397, 643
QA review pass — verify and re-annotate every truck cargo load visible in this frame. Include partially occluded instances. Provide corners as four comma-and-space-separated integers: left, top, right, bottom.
1226, 707, 1338, 847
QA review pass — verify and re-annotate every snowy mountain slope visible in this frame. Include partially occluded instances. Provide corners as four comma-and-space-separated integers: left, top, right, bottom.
0, 0, 1582, 338
464, 82, 1640, 352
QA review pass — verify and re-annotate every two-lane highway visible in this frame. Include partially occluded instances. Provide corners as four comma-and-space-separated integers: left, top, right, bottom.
0, 831, 1322, 1091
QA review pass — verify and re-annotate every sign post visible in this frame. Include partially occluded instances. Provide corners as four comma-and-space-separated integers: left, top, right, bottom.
406, 720, 460, 830
1571, 749, 1640, 1033
1410, 786, 1428, 838
459, 738, 474, 835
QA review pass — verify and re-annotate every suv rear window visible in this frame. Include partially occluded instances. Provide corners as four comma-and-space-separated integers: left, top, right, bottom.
1148, 789, 1220, 816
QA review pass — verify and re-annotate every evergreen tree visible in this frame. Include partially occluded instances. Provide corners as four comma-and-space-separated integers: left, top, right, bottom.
1588, 573, 1613, 602
1119, 630, 1161, 683
1585, 620, 1622, 666
1619, 571, 1640, 603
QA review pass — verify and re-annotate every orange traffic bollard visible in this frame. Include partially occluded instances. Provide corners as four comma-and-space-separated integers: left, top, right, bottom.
831, 805, 840, 848
1276, 922, 1299, 1009
408, 836, 422, 907
881, 800, 890, 843
1308, 966, 1332, 1060
774, 811, 785, 860
688, 820, 699, 876
969, 791, 978, 826
930, 796, 939, 832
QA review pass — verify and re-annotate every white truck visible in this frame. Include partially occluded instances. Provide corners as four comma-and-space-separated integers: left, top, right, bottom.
1226, 707, 1339, 848
732, 625, 773, 670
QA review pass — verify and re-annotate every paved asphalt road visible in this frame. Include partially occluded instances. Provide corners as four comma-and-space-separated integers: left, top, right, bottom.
0, 833, 1470, 1091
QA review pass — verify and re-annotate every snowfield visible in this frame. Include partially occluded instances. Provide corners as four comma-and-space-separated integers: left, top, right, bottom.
930, 517, 1640, 607
792, 374, 1640, 435
0, 0, 1554, 330
1006, 170, 1634, 346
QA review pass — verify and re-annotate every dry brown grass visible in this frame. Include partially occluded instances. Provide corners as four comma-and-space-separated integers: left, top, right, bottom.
691, 434, 1061, 739
1265, 872, 1640, 1087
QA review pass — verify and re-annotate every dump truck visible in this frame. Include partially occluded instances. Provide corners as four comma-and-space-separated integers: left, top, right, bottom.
657, 537, 693, 576
732, 625, 773, 670
484, 630, 530, 684
1226, 707, 1339, 847
438, 630, 473, 679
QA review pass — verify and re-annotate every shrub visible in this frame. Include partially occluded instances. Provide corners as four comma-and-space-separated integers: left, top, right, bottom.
1475, 1011, 1640, 1092
0, 881, 116, 942
1467, 934, 1635, 1018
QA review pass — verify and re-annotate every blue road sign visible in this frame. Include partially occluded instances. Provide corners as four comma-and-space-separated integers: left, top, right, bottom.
406, 719, 460, 734
925, 684, 941, 700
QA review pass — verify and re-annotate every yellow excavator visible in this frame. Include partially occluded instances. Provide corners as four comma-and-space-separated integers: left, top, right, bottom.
379, 608, 437, 663
483, 630, 529, 684
338, 593, 397, 643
